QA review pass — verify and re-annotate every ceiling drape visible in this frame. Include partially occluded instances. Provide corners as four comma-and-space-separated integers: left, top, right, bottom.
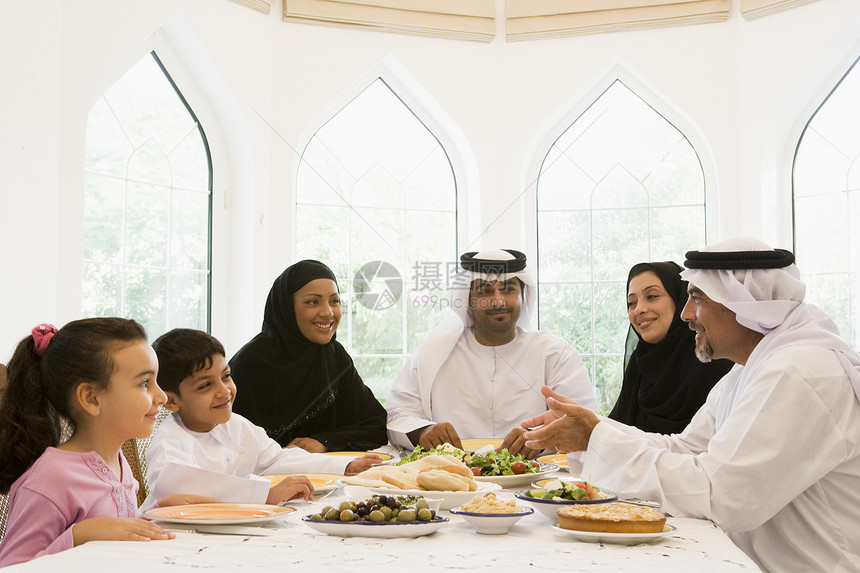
282, 0, 496, 42
506, 0, 730, 41
739, 0, 820, 20
268, 0, 821, 40
230, 0, 273, 14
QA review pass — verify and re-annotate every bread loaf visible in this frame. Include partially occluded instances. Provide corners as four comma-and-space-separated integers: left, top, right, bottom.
416, 469, 476, 492
340, 453, 478, 491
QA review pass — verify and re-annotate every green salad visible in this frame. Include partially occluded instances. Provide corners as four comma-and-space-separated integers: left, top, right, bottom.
396, 444, 542, 476
525, 480, 602, 501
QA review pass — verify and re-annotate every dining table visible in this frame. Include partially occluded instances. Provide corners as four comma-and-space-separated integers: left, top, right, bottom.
3, 507, 760, 572
3, 459, 761, 573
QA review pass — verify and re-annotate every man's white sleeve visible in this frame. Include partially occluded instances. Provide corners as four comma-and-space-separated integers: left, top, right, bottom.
385, 351, 434, 449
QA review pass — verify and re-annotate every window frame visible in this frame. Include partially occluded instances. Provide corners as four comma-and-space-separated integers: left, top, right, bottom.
290, 60, 476, 400
525, 65, 718, 411
67, 22, 243, 345
791, 52, 860, 350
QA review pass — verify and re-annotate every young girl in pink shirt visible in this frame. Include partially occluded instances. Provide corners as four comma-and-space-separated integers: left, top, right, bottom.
0, 318, 209, 567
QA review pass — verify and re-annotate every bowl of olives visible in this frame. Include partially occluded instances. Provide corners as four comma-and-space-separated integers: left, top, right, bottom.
344, 486, 442, 513
302, 495, 448, 538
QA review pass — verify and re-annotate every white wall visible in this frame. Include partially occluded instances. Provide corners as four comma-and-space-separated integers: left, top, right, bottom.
1, 0, 860, 359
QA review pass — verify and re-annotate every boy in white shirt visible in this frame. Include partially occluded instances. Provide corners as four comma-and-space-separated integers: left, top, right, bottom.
144, 329, 381, 507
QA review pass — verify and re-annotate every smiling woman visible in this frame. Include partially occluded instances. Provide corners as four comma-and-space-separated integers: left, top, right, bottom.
228, 260, 388, 452
607, 262, 733, 434
293, 279, 342, 346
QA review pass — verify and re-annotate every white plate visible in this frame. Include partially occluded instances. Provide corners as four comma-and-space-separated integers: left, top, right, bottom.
262, 473, 341, 496
460, 438, 504, 451
474, 463, 559, 487
302, 515, 448, 538
361, 481, 502, 510
551, 523, 677, 544
535, 454, 569, 471
145, 503, 296, 526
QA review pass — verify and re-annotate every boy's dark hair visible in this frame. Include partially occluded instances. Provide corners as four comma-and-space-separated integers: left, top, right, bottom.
152, 328, 225, 394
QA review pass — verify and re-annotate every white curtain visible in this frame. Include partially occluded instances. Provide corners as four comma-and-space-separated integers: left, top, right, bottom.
506, 0, 730, 41
282, 0, 496, 42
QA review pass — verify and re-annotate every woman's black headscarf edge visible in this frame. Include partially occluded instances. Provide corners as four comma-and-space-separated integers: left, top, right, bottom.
229, 260, 346, 442
610, 261, 733, 433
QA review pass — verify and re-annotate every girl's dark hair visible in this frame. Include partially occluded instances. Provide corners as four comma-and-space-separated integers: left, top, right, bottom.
0, 317, 147, 493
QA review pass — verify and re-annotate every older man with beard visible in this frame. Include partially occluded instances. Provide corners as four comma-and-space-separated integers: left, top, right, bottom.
521, 238, 860, 573
386, 249, 595, 458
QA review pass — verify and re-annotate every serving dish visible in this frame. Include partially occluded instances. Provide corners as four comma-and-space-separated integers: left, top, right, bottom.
357, 481, 502, 510
514, 489, 617, 520
449, 506, 533, 534
551, 523, 677, 544
531, 477, 576, 489
145, 503, 296, 525
302, 515, 448, 538
342, 485, 442, 512
474, 463, 559, 488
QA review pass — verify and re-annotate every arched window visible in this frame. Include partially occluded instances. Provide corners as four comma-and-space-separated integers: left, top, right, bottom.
83, 52, 212, 339
296, 78, 458, 402
793, 55, 860, 350
536, 79, 708, 414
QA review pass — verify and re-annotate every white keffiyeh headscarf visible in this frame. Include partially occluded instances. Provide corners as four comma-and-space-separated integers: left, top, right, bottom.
414, 249, 536, 418
681, 237, 860, 402
448, 248, 536, 330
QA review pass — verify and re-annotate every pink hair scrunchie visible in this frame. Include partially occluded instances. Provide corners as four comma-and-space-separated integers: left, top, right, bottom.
32, 323, 58, 357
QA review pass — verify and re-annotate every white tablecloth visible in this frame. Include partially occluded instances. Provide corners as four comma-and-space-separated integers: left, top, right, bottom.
4, 488, 760, 572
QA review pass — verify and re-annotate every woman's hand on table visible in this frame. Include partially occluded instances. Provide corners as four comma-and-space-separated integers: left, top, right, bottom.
344, 454, 384, 475
73, 517, 175, 546
286, 437, 326, 453
267, 476, 314, 504
522, 386, 600, 453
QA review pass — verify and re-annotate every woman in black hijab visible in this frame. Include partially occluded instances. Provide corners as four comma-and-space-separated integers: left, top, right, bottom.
608, 261, 734, 434
229, 260, 387, 451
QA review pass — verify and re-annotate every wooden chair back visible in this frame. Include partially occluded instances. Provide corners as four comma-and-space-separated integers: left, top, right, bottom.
122, 408, 170, 507
0, 492, 8, 542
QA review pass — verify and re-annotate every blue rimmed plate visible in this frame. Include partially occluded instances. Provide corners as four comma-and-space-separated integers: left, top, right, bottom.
449, 506, 533, 534
515, 489, 617, 519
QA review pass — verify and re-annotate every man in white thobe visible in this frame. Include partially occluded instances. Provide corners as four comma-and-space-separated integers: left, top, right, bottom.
386, 249, 596, 458
522, 238, 860, 572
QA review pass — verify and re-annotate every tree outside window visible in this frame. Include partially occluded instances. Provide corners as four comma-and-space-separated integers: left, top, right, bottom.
793, 56, 860, 351
296, 78, 458, 403
83, 52, 212, 339
536, 79, 707, 414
